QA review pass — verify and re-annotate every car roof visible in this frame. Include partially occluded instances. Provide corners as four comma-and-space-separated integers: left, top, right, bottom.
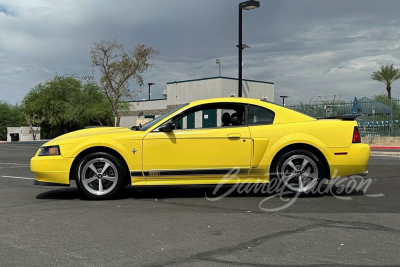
188, 97, 279, 109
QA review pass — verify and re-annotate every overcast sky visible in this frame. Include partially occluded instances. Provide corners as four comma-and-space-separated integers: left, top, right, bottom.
1, 0, 400, 106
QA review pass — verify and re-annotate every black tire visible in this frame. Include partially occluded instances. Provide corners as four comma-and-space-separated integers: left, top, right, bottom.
272, 150, 324, 194
75, 152, 127, 200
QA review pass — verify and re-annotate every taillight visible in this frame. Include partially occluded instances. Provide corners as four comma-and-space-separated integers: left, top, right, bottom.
352, 126, 361, 143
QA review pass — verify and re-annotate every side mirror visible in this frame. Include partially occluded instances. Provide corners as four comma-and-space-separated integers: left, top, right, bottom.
159, 121, 175, 132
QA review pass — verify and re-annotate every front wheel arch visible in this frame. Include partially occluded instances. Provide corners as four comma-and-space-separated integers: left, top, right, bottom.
69, 146, 130, 185
270, 143, 330, 180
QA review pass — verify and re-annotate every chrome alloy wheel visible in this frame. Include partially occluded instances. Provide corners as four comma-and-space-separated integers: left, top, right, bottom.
79, 158, 119, 196
278, 154, 319, 193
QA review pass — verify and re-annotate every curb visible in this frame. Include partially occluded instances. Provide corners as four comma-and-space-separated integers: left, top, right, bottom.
370, 146, 400, 150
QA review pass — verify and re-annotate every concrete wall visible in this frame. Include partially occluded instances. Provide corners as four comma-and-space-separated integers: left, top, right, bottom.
7, 127, 41, 142
166, 78, 223, 105
129, 99, 168, 114
361, 136, 400, 146
241, 80, 274, 100
166, 77, 274, 105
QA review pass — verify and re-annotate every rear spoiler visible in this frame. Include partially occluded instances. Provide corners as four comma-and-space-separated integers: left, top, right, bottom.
322, 114, 358, 121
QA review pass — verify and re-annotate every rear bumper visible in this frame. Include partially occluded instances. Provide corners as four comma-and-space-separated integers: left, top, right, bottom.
324, 143, 370, 178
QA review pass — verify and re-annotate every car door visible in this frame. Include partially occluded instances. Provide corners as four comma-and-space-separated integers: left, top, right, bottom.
142, 102, 252, 184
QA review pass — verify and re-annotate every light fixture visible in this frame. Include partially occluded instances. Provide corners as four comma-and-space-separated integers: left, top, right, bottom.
240, 0, 260, 10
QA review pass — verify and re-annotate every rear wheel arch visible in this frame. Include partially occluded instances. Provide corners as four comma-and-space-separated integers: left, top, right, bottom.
69, 146, 130, 184
270, 143, 330, 179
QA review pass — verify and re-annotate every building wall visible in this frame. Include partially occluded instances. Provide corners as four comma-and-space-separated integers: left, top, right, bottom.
166, 78, 223, 106
166, 77, 274, 104
7, 127, 41, 142
128, 99, 168, 116
241, 80, 274, 100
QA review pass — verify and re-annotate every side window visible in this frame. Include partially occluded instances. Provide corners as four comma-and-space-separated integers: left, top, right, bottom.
172, 103, 246, 130
248, 105, 275, 125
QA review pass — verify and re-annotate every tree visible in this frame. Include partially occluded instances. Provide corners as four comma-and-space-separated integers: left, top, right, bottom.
371, 64, 400, 102
373, 93, 399, 120
22, 75, 113, 138
73, 82, 114, 126
0, 101, 24, 140
90, 39, 158, 126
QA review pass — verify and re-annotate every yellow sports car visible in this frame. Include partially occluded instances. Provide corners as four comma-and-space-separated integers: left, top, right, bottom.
31, 97, 370, 199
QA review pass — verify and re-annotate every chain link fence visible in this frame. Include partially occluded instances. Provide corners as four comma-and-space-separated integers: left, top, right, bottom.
286, 98, 400, 137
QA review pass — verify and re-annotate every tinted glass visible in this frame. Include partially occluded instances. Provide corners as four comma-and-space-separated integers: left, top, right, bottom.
248, 105, 275, 125
136, 104, 187, 131
169, 103, 246, 130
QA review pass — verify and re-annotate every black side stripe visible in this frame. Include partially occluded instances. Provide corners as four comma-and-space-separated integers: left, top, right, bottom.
131, 168, 249, 177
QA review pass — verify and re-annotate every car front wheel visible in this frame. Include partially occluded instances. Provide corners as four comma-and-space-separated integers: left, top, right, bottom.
274, 150, 324, 194
75, 152, 127, 200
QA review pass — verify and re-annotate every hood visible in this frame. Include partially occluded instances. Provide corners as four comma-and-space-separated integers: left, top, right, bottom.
44, 127, 139, 146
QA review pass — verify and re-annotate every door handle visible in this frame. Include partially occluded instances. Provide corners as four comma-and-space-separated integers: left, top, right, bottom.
227, 133, 241, 139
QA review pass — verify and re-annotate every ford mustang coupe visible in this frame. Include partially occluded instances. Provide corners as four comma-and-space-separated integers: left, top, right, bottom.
31, 97, 370, 199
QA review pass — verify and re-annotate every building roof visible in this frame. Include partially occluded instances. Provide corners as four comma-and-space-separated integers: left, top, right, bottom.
127, 98, 165, 103
166, 76, 274, 85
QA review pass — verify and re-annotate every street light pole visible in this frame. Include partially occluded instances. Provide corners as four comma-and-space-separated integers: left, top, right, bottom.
238, 0, 260, 97
280, 95, 289, 106
216, 59, 221, 77
148, 83, 154, 100
238, 6, 243, 97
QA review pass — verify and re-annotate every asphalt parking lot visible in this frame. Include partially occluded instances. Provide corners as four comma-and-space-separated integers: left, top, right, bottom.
0, 142, 399, 266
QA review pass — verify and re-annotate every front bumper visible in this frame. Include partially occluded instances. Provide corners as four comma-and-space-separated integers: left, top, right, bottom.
31, 155, 73, 185
33, 180, 70, 186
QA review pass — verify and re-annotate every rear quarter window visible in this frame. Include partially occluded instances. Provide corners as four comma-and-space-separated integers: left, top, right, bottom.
248, 105, 275, 125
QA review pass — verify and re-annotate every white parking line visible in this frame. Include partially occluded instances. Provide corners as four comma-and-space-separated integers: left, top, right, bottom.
0, 175, 34, 180
0, 163, 30, 166
370, 151, 400, 157
1, 148, 38, 152
0, 166, 29, 169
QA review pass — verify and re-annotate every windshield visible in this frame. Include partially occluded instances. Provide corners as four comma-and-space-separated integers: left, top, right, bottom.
133, 104, 187, 131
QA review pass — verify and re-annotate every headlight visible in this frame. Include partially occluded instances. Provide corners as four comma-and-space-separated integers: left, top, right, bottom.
38, 145, 61, 156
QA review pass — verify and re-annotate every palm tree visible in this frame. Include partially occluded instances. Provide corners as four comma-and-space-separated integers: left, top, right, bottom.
371, 64, 400, 102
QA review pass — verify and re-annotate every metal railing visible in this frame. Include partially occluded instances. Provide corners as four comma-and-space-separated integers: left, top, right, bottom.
286, 99, 400, 137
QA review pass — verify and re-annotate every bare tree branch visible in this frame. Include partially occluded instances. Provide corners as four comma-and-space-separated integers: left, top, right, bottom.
91, 39, 158, 126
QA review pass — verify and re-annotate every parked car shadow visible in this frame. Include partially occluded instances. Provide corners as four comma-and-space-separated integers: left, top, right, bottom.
35, 182, 368, 201
36, 187, 81, 200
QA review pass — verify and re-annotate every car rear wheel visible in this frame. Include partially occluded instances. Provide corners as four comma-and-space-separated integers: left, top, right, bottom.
75, 152, 127, 200
273, 150, 324, 194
